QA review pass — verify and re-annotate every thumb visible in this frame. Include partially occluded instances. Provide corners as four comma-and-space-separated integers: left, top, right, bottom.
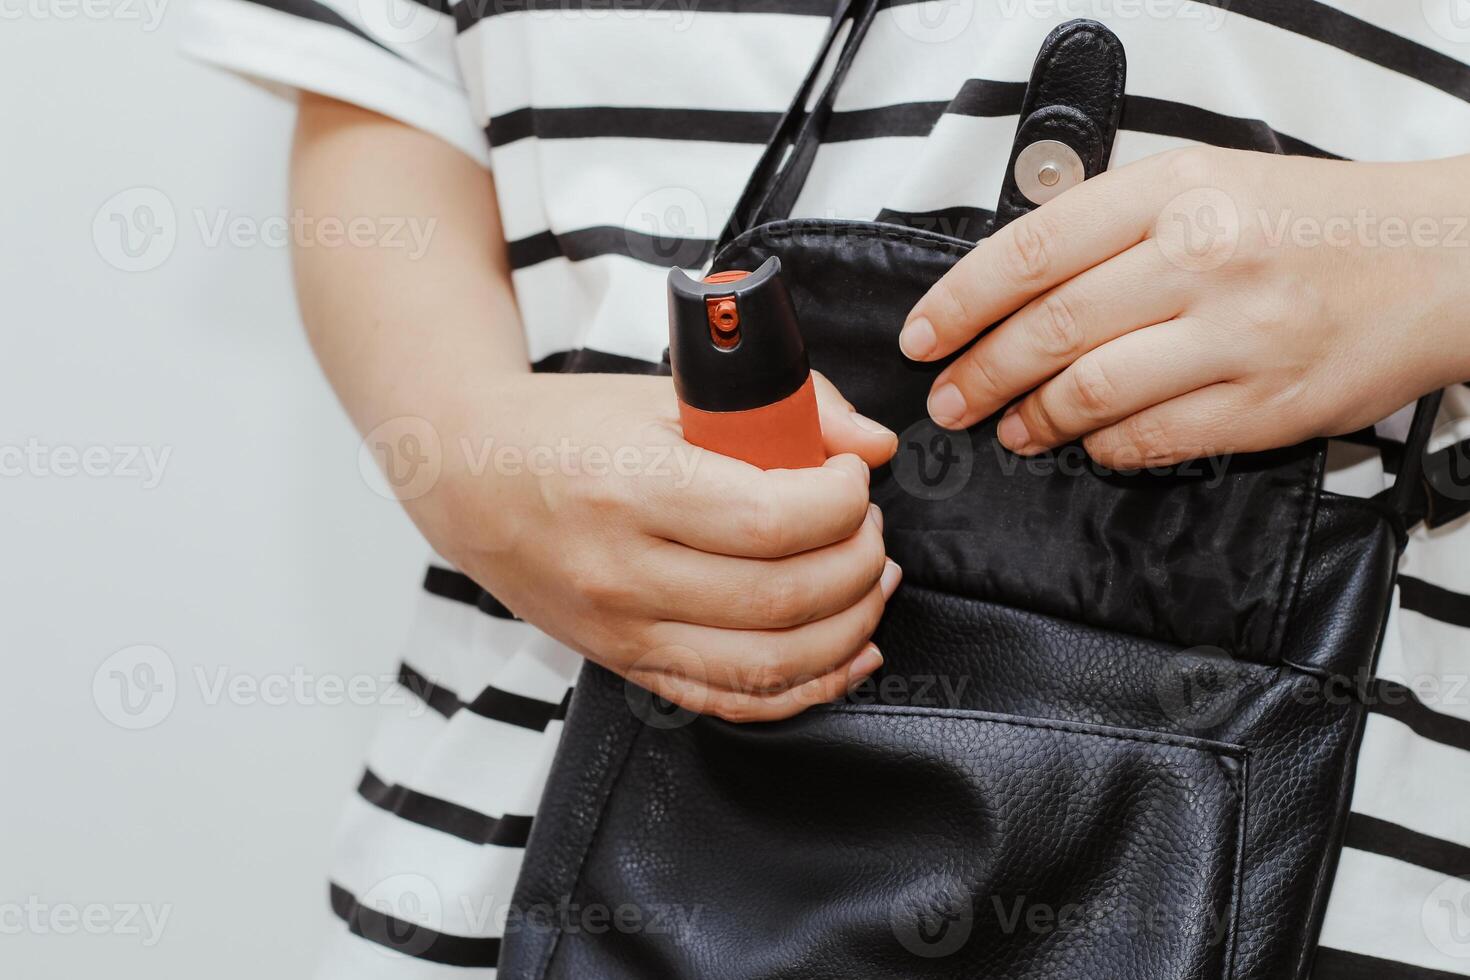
812, 371, 898, 468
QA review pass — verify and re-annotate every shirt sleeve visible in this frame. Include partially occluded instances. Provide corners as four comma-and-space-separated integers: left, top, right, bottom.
179, 0, 489, 167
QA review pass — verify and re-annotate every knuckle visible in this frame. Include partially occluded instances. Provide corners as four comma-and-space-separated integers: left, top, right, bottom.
1002, 215, 1057, 288
927, 279, 976, 335
740, 492, 790, 556
743, 649, 795, 694
954, 349, 1009, 406
1162, 146, 1217, 191
1069, 358, 1116, 419
1031, 293, 1083, 359
1120, 413, 1174, 463
754, 570, 807, 625
567, 558, 627, 608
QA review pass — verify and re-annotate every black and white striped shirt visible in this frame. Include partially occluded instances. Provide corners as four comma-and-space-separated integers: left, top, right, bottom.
183, 1, 1470, 976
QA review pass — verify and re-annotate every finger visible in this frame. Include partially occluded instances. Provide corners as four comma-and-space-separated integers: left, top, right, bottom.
1081, 382, 1263, 469
643, 452, 873, 558
642, 567, 898, 692
643, 504, 893, 629
628, 642, 884, 724
812, 370, 898, 468
999, 317, 1242, 454
926, 240, 1186, 429
900, 154, 1179, 363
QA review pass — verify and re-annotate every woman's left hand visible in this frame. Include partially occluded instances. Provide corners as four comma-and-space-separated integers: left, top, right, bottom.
901, 147, 1470, 467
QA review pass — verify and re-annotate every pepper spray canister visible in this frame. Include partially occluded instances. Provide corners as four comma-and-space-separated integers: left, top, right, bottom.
668, 257, 825, 470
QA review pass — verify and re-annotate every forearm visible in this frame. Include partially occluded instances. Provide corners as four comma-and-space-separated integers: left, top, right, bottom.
289, 93, 529, 440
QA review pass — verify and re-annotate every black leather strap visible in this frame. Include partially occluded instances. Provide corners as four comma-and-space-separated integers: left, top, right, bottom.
1381, 390, 1470, 531
715, 0, 878, 251
993, 19, 1126, 229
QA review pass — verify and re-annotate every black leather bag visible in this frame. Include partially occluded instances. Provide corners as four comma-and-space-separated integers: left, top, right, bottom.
500, 17, 1445, 980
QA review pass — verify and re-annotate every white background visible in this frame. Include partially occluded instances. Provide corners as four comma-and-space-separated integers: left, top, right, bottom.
1, 8, 428, 977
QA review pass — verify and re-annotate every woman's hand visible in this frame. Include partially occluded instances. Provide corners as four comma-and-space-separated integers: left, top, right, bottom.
901, 147, 1470, 466
404, 371, 901, 724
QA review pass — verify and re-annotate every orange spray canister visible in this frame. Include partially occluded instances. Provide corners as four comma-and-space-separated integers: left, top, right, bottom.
667, 257, 825, 470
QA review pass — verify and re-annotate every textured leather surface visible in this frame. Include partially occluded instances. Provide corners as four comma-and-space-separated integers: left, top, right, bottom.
995, 19, 1126, 227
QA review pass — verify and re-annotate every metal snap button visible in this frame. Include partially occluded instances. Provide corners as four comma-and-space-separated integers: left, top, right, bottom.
1014, 139, 1085, 206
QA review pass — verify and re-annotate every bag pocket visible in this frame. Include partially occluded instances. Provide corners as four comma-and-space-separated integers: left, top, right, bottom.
542, 702, 1246, 980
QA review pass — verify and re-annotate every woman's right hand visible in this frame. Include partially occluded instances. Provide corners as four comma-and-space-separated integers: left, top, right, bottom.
402, 371, 901, 723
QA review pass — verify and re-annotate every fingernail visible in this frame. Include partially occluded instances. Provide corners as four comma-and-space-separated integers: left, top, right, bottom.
899, 317, 936, 360
850, 644, 884, 680
928, 382, 967, 428
880, 558, 902, 599
867, 502, 883, 532
997, 406, 1033, 453
850, 411, 895, 439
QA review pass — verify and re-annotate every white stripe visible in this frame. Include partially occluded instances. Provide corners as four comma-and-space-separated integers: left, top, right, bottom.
1349, 713, 1470, 850
315, 924, 497, 978
1379, 605, 1470, 725
513, 253, 683, 363
490, 136, 756, 243
329, 793, 527, 936
1318, 847, 1470, 975
179, 0, 491, 166
462, 10, 828, 119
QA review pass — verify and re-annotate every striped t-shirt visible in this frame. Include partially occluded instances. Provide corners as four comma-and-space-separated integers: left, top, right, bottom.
182, 1, 1470, 976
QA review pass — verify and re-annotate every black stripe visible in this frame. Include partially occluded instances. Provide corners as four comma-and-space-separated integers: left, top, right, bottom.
1122, 95, 1337, 158
397, 661, 462, 719
1344, 812, 1470, 879
1400, 575, 1470, 629
488, 106, 780, 148
358, 768, 534, 847
455, 0, 835, 30
247, 0, 401, 54
875, 205, 993, 242
1315, 946, 1470, 980
398, 659, 571, 732
1193, 0, 1470, 103
422, 565, 517, 620
508, 226, 712, 270
1370, 678, 1470, 754
465, 685, 570, 731
532, 347, 665, 375
329, 881, 502, 966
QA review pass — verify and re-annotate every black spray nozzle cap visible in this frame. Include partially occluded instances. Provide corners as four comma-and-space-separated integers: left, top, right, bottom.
667, 256, 811, 413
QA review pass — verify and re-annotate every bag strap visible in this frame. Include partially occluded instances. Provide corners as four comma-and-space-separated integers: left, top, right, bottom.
1381, 389, 1470, 532
715, 0, 883, 251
